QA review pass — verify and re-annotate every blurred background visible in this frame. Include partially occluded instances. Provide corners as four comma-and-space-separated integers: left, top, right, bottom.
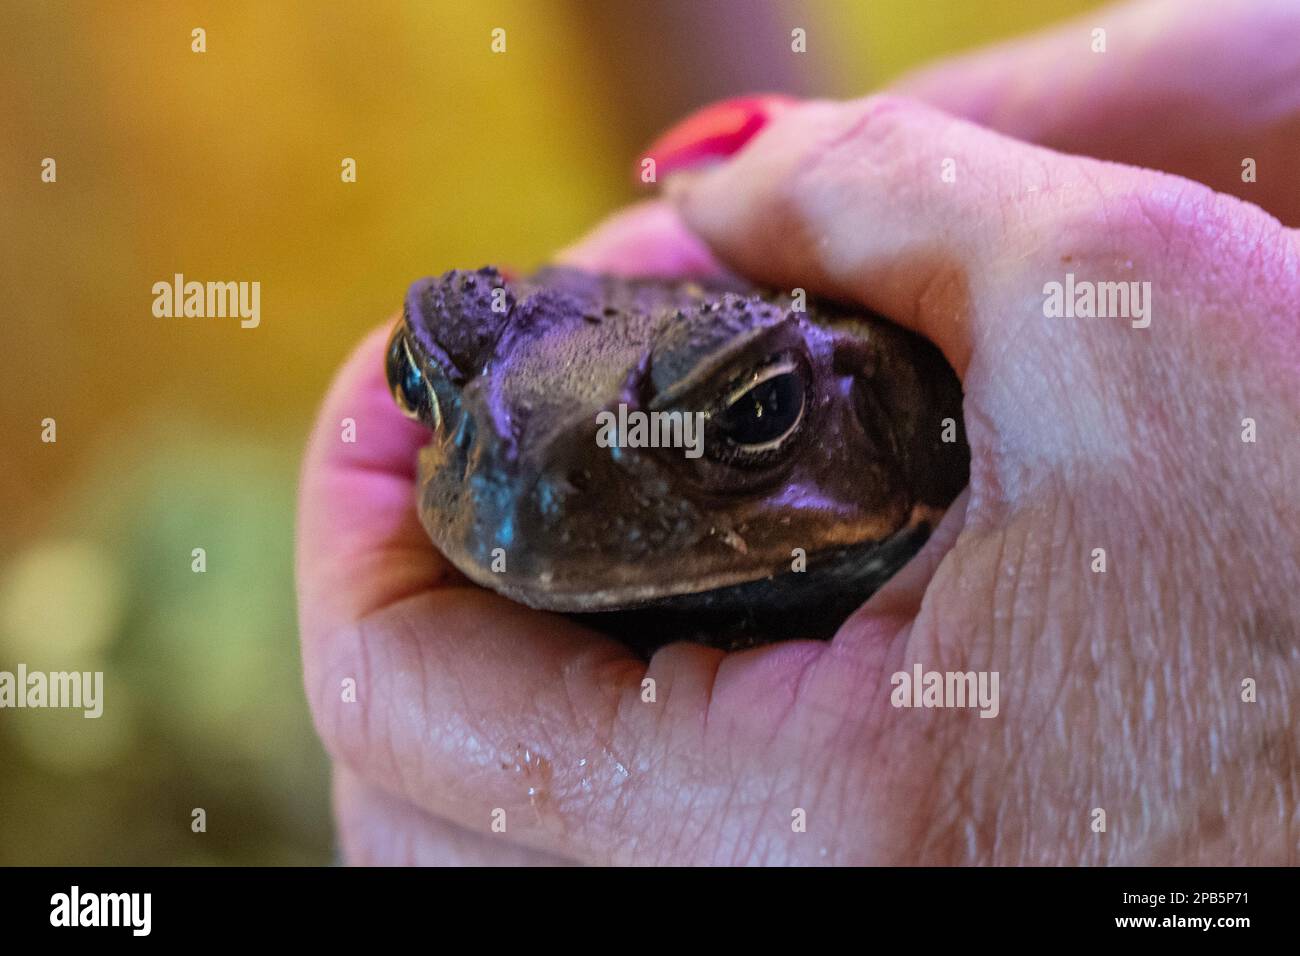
0, 0, 1100, 864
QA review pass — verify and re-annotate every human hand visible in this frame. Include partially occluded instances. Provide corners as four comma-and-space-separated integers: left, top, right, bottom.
296, 0, 1300, 864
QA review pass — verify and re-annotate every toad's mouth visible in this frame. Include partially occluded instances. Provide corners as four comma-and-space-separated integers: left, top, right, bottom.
555, 521, 933, 654
439, 500, 944, 616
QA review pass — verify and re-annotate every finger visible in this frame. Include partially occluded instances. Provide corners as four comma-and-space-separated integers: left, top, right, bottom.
553, 199, 725, 277
668, 93, 1184, 378
333, 766, 575, 866
670, 94, 1297, 417
893, 0, 1300, 224
308, 581, 735, 864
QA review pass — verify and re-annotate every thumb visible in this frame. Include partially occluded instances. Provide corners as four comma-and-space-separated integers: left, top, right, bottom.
668, 94, 1163, 380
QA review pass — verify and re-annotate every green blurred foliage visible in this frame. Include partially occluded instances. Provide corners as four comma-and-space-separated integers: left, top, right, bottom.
0, 0, 1098, 864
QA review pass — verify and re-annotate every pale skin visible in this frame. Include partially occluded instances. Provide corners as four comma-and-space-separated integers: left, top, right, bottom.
296, 0, 1300, 864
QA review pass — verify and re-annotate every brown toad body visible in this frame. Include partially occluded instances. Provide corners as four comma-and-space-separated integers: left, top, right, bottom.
387, 266, 969, 649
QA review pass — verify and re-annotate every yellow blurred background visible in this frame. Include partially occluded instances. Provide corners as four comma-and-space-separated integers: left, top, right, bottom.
0, 0, 1099, 864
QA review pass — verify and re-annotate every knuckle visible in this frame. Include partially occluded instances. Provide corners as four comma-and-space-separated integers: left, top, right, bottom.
762, 95, 943, 264
786, 95, 932, 194
1045, 166, 1295, 313
1045, 167, 1225, 263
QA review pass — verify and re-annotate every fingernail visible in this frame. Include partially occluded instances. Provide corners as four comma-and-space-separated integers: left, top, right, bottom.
642, 94, 798, 179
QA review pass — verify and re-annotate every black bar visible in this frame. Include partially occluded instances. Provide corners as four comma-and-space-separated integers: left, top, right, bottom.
0, 866, 1283, 942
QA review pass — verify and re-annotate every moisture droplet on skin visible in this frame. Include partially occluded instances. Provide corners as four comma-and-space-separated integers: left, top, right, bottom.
503, 743, 554, 814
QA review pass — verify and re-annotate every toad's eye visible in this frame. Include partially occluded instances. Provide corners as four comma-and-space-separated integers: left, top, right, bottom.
385, 326, 441, 428
707, 357, 807, 464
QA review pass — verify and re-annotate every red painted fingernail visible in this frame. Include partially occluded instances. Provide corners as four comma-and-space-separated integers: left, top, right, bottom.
642, 94, 799, 179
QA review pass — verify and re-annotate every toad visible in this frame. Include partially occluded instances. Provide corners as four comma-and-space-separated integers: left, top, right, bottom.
386, 267, 968, 649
